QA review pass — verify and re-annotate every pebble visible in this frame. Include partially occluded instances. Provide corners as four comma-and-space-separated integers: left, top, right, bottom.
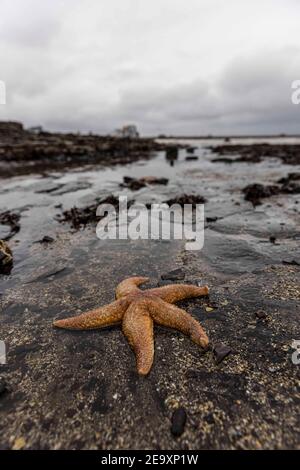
12, 437, 26, 450
205, 306, 214, 312
171, 407, 187, 437
37, 235, 54, 244
213, 343, 232, 364
256, 310, 267, 319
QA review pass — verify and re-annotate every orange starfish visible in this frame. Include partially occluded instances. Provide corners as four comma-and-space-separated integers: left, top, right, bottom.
53, 277, 209, 375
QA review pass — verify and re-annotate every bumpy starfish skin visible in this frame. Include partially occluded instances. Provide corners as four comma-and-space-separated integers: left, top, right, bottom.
53, 276, 209, 375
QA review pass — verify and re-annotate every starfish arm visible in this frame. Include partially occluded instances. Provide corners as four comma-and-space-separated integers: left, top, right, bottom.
115, 276, 150, 299
122, 299, 154, 375
147, 284, 209, 304
53, 298, 129, 330
149, 298, 209, 349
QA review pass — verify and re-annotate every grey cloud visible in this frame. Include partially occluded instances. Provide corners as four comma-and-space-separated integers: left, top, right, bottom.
0, 1, 300, 135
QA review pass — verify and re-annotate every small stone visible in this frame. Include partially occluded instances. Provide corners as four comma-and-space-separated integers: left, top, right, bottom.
185, 156, 198, 161
205, 307, 214, 312
39, 235, 54, 244
41, 235, 54, 243
213, 343, 232, 364
282, 259, 300, 266
12, 437, 26, 450
256, 310, 267, 319
171, 407, 187, 437
161, 268, 185, 281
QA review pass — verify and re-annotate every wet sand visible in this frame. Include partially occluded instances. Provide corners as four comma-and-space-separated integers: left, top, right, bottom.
0, 138, 299, 449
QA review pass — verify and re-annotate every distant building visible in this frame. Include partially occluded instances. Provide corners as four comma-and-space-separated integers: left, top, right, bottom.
28, 125, 43, 134
114, 125, 139, 138
0, 121, 24, 138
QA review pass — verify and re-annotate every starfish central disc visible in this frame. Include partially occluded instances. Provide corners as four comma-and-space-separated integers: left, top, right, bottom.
53, 276, 209, 375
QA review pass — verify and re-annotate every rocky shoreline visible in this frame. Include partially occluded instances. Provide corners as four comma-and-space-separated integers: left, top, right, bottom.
0, 122, 181, 178
0, 134, 299, 449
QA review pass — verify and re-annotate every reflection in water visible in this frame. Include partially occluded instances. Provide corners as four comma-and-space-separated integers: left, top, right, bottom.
166, 147, 178, 166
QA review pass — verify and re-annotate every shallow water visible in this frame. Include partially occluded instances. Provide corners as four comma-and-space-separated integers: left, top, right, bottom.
0, 137, 299, 289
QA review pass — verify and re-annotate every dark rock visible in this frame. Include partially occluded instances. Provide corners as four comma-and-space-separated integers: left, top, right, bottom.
35, 182, 64, 194
282, 259, 300, 266
66, 408, 77, 418
206, 216, 218, 223
0, 379, 8, 397
185, 156, 198, 161
256, 310, 267, 319
121, 176, 168, 190
26, 266, 71, 283
0, 211, 21, 240
209, 143, 300, 166
142, 176, 168, 185
171, 407, 187, 437
122, 177, 146, 190
242, 184, 280, 206
269, 236, 276, 244
166, 147, 179, 161
213, 343, 232, 364
161, 268, 185, 281
277, 172, 300, 185
59, 195, 121, 229
123, 176, 134, 184
165, 194, 206, 206
37, 236, 54, 244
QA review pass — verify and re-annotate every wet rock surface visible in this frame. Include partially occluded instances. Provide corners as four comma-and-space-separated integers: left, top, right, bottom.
209, 143, 300, 165
0, 137, 299, 449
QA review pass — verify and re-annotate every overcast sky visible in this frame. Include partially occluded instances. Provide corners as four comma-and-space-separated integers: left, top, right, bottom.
0, 0, 299, 135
